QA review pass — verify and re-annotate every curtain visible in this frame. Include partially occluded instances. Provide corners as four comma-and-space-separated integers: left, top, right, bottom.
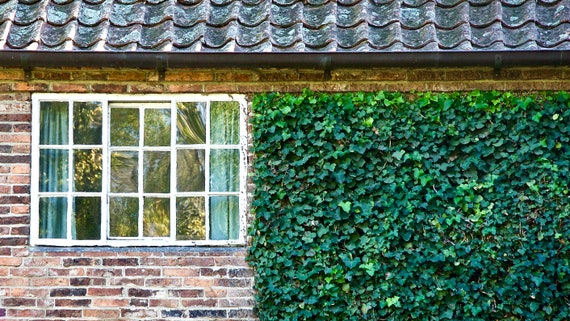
209, 101, 240, 240
39, 102, 70, 239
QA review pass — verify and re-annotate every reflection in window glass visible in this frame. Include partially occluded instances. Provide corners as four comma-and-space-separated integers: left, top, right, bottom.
111, 151, 138, 193
73, 149, 102, 192
109, 197, 138, 237
143, 151, 170, 193
176, 197, 206, 240
73, 197, 101, 240
144, 109, 171, 146
73, 101, 102, 145
110, 108, 139, 146
177, 149, 205, 192
177, 102, 206, 144
143, 197, 170, 237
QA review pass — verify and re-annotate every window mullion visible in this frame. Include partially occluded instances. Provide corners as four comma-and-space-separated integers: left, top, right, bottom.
205, 101, 211, 241
138, 106, 144, 238
170, 100, 177, 241
101, 99, 109, 243
67, 99, 73, 241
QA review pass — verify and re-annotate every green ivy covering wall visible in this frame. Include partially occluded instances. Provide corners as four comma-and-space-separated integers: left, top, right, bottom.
247, 90, 570, 320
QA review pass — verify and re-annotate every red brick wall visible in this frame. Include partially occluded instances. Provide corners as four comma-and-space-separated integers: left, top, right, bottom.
0, 66, 569, 320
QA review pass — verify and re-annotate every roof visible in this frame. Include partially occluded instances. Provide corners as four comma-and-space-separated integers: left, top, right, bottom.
1, 0, 570, 68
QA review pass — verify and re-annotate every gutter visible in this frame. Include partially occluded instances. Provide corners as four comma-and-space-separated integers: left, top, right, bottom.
1, 50, 570, 71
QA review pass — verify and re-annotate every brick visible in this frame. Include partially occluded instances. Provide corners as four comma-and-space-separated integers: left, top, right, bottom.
10, 267, 44, 276
0, 237, 28, 246
121, 308, 159, 318
87, 287, 123, 296
129, 298, 148, 307
90, 84, 128, 93
162, 267, 200, 277
12, 185, 30, 194
0, 257, 22, 267
168, 289, 204, 298
228, 308, 256, 318
3, 298, 36, 306
83, 309, 121, 319
50, 288, 87, 297
200, 267, 227, 277
0, 216, 29, 225
8, 308, 44, 318
125, 267, 160, 276
48, 267, 85, 277
10, 225, 30, 235
127, 288, 157, 298
145, 277, 182, 287
110, 278, 144, 286
149, 299, 179, 308
51, 82, 90, 93
93, 298, 129, 307
176, 257, 215, 266
46, 309, 82, 318
161, 309, 186, 318
11, 82, 50, 92
181, 298, 218, 308
55, 299, 91, 307
63, 258, 94, 267
70, 277, 105, 286
102, 258, 138, 266
0, 114, 30, 122
188, 309, 227, 318
229, 268, 253, 278
215, 278, 251, 288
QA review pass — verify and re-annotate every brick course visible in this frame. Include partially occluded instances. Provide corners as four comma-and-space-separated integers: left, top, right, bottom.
0, 65, 569, 320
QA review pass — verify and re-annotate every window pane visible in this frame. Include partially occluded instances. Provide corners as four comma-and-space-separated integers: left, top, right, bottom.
39, 149, 69, 192
73, 197, 101, 240
144, 108, 171, 146
210, 149, 239, 192
176, 197, 205, 240
111, 151, 138, 193
109, 197, 138, 237
143, 151, 170, 193
39, 197, 67, 239
177, 149, 205, 192
210, 196, 239, 240
40, 101, 68, 145
73, 149, 102, 192
110, 108, 139, 146
177, 102, 206, 144
143, 197, 170, 237
73, 102, 102, 145
211, 101, 239, 145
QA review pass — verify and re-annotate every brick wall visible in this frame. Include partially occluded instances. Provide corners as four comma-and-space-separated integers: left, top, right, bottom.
0, 65, 569, 320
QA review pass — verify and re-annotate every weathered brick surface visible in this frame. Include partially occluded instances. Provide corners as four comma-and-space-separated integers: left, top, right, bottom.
0, 65, 569, 320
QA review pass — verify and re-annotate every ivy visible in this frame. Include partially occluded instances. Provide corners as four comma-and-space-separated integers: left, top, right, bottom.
248, 90, 570, 320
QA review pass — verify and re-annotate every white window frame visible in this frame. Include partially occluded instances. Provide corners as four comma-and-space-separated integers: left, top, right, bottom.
30, 94, 248, 247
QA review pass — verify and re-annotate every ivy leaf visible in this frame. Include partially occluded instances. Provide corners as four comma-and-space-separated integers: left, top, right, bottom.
392, 150, 406, 161
339, 201, 352, 213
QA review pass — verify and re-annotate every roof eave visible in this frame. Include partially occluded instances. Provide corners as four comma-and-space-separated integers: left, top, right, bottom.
1, 50, 570, 70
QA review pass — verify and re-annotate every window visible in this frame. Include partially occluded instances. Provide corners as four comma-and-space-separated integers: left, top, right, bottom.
31, 94, 247, 246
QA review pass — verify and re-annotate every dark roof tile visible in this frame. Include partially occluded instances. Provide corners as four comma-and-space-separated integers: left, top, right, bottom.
0, 0, 569, 53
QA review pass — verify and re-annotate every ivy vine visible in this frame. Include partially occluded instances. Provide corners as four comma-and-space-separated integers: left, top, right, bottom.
248, 90, 570, 320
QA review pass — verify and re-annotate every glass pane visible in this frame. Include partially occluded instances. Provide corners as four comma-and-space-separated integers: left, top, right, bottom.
210, 149, 239, 192
177, 149, 205, 192
143, 151, 170, 193
211, 101, 239, 145
73, 149, 102, 192
144, 108, 171, 146
176, 197, 205, 240
39, 197, 67, 239
210, 196, 239, 240
176, 102, 206, 144
110, 108, 139, 146
109, 197, 138, 237
111, 151, 138, 193
143, 197, 170, 237
40, 101, 68, 145
73, 101, 102, 145
73, 197, 101, 240
39, 149, 69, 192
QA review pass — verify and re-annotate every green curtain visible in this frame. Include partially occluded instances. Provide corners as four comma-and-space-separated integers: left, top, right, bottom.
39, 102, 70, 239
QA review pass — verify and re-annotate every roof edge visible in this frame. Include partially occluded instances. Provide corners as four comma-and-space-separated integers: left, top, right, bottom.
1, 51, 570, 70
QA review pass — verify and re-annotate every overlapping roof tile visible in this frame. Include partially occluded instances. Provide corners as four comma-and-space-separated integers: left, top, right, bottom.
1, 0, 570, 52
